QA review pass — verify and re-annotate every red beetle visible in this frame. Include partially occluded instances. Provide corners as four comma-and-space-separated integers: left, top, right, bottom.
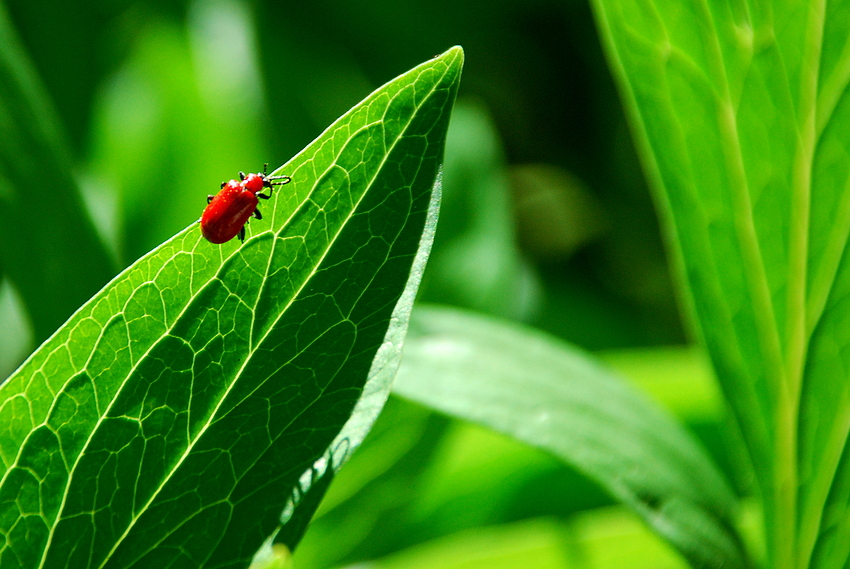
201, 163, 291, 244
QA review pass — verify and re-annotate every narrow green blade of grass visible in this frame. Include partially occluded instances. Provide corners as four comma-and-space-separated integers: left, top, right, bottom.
0, 46, 462, 569
591, 1, 850, 567
0, 3, 115, 345
394, 305, 747, 569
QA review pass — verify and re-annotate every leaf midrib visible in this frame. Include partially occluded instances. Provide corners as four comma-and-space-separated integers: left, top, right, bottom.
794, 1, 850, 567
671, 0, 800, 566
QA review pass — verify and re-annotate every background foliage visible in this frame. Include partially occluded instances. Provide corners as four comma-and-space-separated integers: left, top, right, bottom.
4, 0, 836, 567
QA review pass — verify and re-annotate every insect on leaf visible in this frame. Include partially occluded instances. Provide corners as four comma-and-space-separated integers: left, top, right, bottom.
0, 46, 463, 569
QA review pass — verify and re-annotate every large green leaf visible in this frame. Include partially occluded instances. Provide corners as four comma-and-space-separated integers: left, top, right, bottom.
0, 3, 115, 345
393, 305, 747, 569
0, 46, 462, 569
591, 1, 850, 567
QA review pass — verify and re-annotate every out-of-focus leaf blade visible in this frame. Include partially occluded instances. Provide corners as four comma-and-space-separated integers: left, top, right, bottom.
0, 3, 115, 344
393, 305, 747, 569
592, 0, 850, 566
0, 46, 462, 569
362, 510, 690, 569
0, 278, 31, 380
421, 100, 539, 320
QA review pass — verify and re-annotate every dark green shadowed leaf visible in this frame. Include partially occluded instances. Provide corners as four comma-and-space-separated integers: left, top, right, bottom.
0, 46, 462, 569
592, 0, 850, 567
0, 4, 115, 346
393, 305, 748, 569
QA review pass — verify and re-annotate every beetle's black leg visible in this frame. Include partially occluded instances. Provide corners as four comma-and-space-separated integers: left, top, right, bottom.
253, 208, 263, 220
263, 163, 269, 176
239, 171, 246, 181
220, 181, 226, 189
239, 226, 246, 242
265, 175, 290, 188
207, 195, 214, 204
257, 192, 270, 200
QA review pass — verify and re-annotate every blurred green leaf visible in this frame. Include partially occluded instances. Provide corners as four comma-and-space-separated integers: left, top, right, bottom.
365, 517, 572, 569
592, 0, 850, 567
566, 507, 689, 569
5, 0, 120, 153
0, 278, 31, 379
0, 3, 115, 345
599, 347, 722, 423
600, 346, 748, 496
421, 100, 539, 320
394, 305, 747, 568
0, 46, 462, 568
363, 509, 689, 569
405, 418, 612, 531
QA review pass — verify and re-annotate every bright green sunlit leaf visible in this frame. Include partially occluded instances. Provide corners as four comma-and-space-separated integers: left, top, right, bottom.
393, 305, 747, 569
0, 46, 462, 569
592, 1, 850, 567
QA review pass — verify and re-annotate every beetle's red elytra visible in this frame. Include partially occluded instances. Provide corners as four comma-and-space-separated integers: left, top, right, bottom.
201, 163, 291, 244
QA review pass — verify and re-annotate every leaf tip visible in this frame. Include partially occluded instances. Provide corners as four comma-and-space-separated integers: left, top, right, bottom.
439, 45, 464, 68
